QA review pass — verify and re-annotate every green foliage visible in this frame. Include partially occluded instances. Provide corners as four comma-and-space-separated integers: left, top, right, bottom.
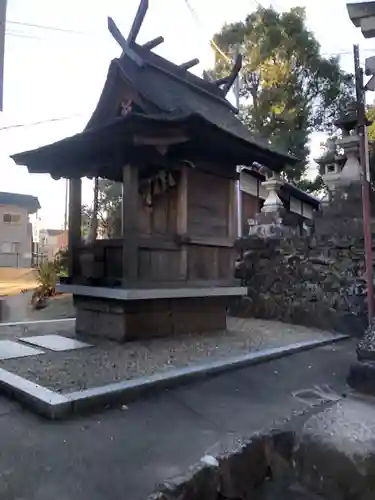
82, 179, 122, 239
366, 104, 375, 186
54, 249, 69, 278
210, 6, 354, 184
296, 175, 325, 195
31, 261, 57, 309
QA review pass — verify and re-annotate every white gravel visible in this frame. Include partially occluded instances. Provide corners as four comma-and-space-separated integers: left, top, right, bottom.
0, 316, 336, 393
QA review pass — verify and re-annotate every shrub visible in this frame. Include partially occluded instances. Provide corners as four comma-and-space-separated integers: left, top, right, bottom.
30, 261, 57, 310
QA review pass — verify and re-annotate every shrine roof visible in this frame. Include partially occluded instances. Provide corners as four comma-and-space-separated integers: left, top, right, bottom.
11, 0, 298, 179
84, 47, 297, 166
11, 111, 295, 180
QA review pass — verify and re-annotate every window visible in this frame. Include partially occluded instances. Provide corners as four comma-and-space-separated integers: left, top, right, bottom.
0, 243, 11, 253
0, 242, 19, 253
3, 213, 21, 224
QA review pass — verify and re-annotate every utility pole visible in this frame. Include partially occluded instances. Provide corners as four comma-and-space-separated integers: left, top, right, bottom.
0, 0, 7, 112
354, 44, 374, 323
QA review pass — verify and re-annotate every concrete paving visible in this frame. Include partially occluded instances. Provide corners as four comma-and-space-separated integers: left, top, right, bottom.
0, 339, 356, 500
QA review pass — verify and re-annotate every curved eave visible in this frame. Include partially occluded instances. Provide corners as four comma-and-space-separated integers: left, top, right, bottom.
12, 112, 298, 179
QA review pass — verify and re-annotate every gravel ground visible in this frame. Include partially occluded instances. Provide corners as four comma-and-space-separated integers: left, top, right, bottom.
0, 317, 336, 393
1, 293, 75, 323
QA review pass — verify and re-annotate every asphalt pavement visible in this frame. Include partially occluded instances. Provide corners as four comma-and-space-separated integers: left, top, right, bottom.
0, 339, 356, 500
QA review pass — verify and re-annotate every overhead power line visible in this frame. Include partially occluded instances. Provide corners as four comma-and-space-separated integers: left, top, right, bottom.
6, 12, 375, 60
0, 112, 90, 132
7, 20, 98, 37
183, 0, 231, 62
182, 0, 374, 65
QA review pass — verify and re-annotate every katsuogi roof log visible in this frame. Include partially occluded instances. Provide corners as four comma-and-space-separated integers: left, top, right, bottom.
11, 0, 298, 179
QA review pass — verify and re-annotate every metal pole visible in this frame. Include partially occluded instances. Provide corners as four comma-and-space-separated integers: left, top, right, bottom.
63, 179, 68, 247
354, 44, 374, 324
234, 50, 242, 237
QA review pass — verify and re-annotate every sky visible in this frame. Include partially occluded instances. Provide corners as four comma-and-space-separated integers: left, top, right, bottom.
1, 0, 375, 229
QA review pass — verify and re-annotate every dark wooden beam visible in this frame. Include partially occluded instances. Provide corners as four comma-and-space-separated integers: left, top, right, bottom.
128, 0, 148, 45
68, 178, 82, 279
214, 75, 230, 86
122, 164, 139, 285
133, 135, 189, 147
215, 53, 242, 95
107, 16, 143, 67
177, 235, 234, 247
179, 58, 200, 71
141, 36, 164, 50
176, 166, 188, 281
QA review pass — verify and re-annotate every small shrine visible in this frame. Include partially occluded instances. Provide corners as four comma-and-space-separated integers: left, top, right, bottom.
11, 0, 296, 341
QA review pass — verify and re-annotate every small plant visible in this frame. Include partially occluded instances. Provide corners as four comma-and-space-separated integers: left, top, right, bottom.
54, 248, 69, 278
30, 261, 57, 310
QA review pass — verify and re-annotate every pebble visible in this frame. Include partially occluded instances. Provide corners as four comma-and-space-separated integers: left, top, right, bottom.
0, 317, 335, 393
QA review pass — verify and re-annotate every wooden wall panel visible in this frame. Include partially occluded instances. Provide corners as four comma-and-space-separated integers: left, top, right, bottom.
138, 188, 178, 236
187, 169, 229, 237
139, 249, 182, 282
105, 244, 123, 279
187, 245, 220, 281
242, 192, 261, 228
218, 247, 236, 280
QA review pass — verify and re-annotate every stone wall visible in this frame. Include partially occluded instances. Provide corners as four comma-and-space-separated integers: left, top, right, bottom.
234, 233, 369, 336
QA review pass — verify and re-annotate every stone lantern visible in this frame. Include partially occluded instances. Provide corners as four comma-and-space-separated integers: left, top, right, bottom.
318, 140, 344, 194
261, 172, 284, 213
334, 107, 362, 184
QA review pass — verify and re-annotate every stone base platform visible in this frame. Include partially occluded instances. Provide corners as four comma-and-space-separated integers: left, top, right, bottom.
69, 285, 247, 341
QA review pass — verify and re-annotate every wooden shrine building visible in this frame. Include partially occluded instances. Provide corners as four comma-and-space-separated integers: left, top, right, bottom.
12, 0, 297, 341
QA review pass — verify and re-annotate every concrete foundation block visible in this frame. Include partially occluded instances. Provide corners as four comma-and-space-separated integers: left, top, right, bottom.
295, 399, 375, 499
74, 295, 228, 342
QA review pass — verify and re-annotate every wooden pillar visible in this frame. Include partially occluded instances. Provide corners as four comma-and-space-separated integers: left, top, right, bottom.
68, 177, 82, 279
122, 164, 139, 286
228, 177, 237, 239
177, 165, 188, 280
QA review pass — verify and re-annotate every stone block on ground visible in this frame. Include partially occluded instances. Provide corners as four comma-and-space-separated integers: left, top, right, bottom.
216, 434, 269, 499
149, 430, 297, 500
347, 360, 375, 395
295, 399, 375, 500
151, 460, 219, 500
357, 318, 375, 361
208, 430, 295, 499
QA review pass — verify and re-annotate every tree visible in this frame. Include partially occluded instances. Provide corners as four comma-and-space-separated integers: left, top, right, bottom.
82, 179, 122, 239
209, 6, 354, 185
366, 103, 375, 186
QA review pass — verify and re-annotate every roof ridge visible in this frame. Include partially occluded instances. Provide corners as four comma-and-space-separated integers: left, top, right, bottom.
129, 43, 238, 113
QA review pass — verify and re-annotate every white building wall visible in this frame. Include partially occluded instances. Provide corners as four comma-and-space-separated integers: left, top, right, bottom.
0, 204, 32, 267
240, 171, 315, 220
